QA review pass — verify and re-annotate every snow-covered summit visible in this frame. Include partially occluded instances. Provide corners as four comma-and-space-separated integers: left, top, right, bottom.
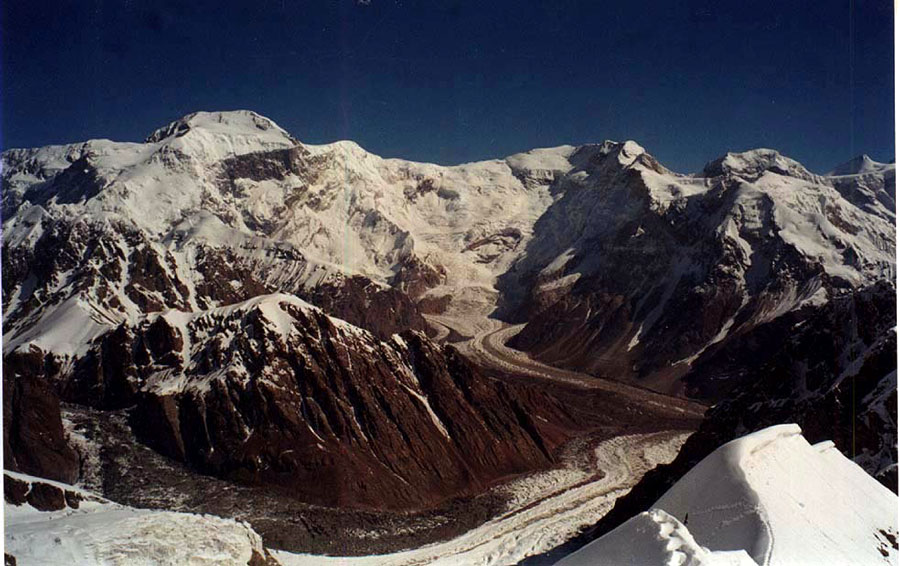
558, 424, 899, 566
703, 148, 816, 181
145, 109, 297, 145
829, 154, 894, 177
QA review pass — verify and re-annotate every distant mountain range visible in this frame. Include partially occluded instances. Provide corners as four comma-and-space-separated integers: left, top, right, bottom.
2, 110, 895, 563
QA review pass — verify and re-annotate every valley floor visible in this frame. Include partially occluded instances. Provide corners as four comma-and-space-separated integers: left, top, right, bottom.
273, 430, 691, 566
61, 398, 696, 557
426, 315, 706, 418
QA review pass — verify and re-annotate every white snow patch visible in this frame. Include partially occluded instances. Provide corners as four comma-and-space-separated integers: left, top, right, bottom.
400, 383, 451, 441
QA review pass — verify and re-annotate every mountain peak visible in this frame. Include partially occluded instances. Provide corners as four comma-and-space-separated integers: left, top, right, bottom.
145, 110, 294, 145
702, 148, 814, 181
567, 140, 647, 172
828, 154, 891, 176
140, 110, 299, 164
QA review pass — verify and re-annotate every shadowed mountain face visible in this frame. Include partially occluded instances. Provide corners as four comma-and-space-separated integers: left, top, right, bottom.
501, 146, 894, 397
1, 110, 895, 511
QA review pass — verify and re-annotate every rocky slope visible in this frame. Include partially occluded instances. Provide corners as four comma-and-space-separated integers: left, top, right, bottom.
3, 371, 79, 484
685, 281, 897, 485
4, 293, 577, 510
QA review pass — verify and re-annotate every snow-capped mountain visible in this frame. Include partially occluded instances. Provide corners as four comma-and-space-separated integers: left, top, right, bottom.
829, 154, 895, 177
3, 108, 895, 458
1, 110, 895, 558
3, 111, 893, 394
556, 425, 899, 566
2, 111, 895, 400
503, 144, 894, 395
2, 110, 557, 355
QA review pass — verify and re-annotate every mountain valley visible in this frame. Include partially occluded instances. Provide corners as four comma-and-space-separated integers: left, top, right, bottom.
2, 110, 895, 565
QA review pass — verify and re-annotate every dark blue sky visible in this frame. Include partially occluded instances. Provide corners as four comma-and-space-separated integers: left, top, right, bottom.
2, 0, 894, 173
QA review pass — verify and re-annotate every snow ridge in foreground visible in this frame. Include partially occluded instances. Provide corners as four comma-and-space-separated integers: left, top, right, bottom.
4, 471, 269, 566
557, 424, 899, 566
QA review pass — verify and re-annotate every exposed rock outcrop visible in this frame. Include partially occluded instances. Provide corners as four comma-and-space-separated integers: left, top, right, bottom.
2, 362, 79, 484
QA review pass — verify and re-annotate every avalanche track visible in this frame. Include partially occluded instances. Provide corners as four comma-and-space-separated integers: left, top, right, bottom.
425, 315, 707, 419
274, 431, 691, 566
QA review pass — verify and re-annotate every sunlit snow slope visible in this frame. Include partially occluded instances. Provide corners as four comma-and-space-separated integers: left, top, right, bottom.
556, 424, 899, 566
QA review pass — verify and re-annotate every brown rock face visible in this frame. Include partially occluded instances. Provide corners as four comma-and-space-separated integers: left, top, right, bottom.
4, 475, 28, 506
124, 245, 190, 312
26, 481, 67, 511
65, 325, 141, 409
4, 473, 100, 513
298, 275, 428, 339
220, 145, 312, 185
417, 294, 452, 315
65, 490, 83, 509
390, 254, 446, 299
192, 245, 275, 307
58, 295, 572, 510
684, 282, 898, 487
3, 359, 80, 484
